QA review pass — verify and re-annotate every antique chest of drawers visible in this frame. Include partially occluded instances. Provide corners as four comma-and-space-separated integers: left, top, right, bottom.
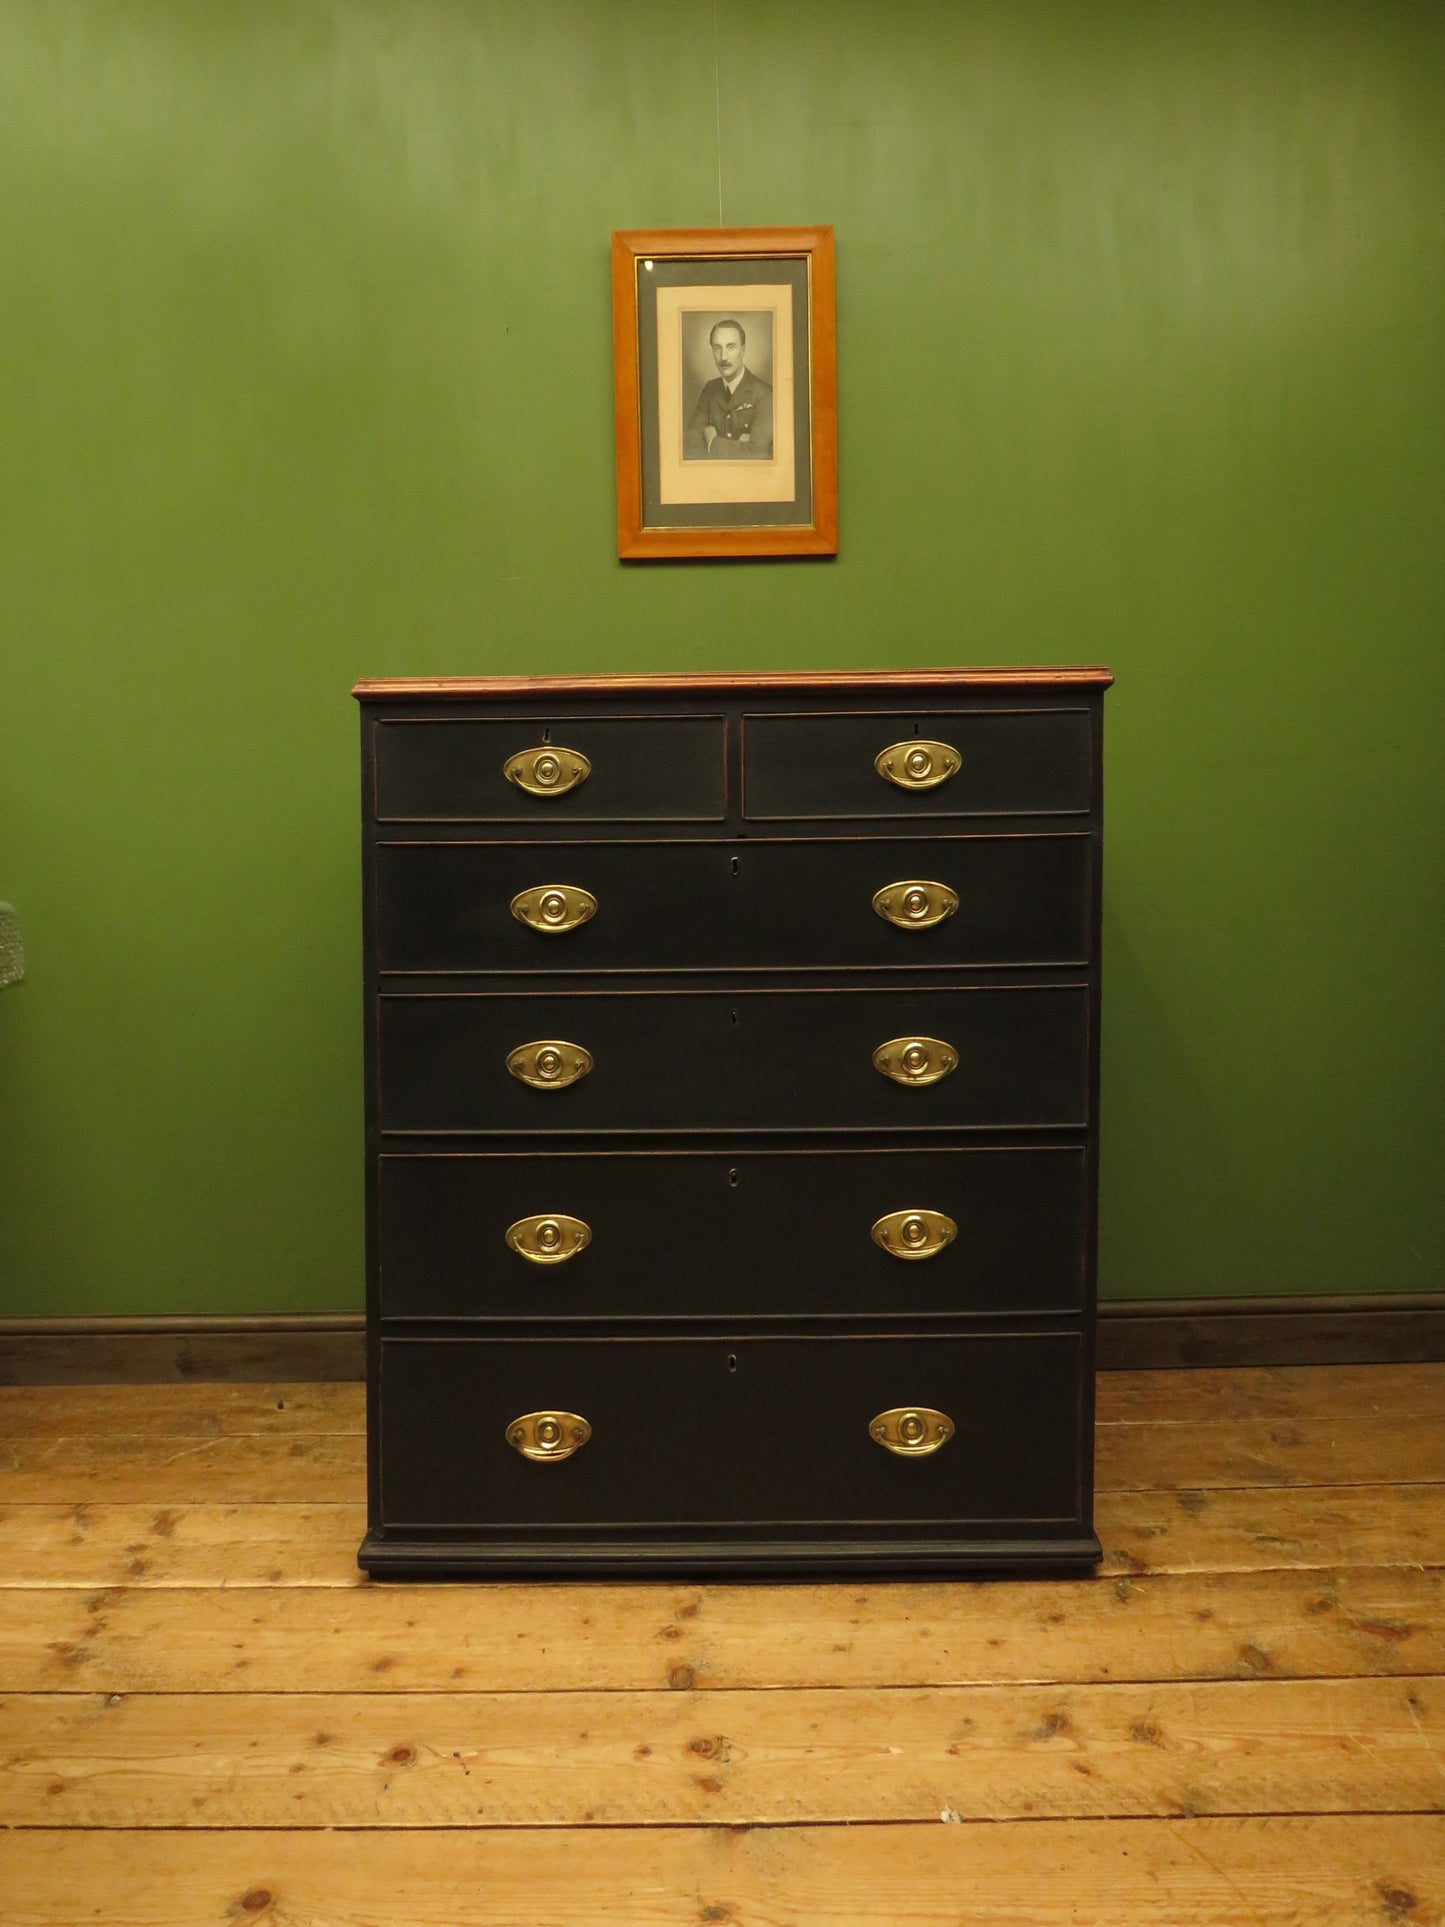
353, 668, 1111, 1577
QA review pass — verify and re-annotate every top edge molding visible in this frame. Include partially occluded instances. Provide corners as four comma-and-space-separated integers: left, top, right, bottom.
353, 668, 1114, 701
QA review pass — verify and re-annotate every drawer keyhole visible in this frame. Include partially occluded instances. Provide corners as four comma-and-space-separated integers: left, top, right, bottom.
728, 1167, 739, 1188
730, 856, 740, 877
726, 1354, 738, 1374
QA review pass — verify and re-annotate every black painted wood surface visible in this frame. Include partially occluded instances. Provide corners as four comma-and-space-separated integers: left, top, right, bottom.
356, 673, 1108, 1577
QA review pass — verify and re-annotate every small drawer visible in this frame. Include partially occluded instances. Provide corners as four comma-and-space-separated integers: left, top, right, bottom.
743, 708, 1091, 819
377, 984, 1090, 1135
378, 1146, 1088, 1320
372, 714, 727, 823
378, 1331, 1085, 1531
374, 834, 1092, 974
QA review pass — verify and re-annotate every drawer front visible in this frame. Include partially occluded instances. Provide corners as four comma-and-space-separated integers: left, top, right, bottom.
378, 985, 1089, 1134
375, 834, 1091, 974
378, 1147, 1088, 1320
373, 715, 727, 823
379, 1332, 1084, 1530
743, 708, 1091, 819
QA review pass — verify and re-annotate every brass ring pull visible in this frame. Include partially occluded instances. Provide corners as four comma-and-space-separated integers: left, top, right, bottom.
874, 739, 961, 792
872, 879, 958, 931
503, 746, 591, 798
510, 884, 597, 935
507, 1410, 591, 1461
871, 1209, 957, 1261
871, 1407, 954, 1457
506, 1039, 593, 1090
872, 1036, 957, 1087
506, 1213, 592, 1264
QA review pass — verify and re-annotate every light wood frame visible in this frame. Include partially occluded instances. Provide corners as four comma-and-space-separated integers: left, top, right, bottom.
611, 226, 837, 560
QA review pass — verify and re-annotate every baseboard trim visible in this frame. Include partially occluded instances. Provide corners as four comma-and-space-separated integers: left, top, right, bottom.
1, 1297, 1442, 1384
0, 1314, 366, 1385
1096, 1293, 1445, 1370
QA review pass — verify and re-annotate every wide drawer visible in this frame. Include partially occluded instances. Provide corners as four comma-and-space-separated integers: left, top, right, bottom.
743, 708, 1092, 819
372, 714, 727, 822
378, 1146, 1088, 1320
375, 834, 1091, 974
378, 1331, 1085, 1531
377, 984, 1089, 1134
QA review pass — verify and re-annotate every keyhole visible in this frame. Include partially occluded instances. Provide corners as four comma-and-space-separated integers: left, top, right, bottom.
542, 726, 551, 744
726, 1354, 738, 1374
730, 856, 740, 877
728, 1168, 739, 1188
730, 1008, 739, 1027
912, 721, 920, 736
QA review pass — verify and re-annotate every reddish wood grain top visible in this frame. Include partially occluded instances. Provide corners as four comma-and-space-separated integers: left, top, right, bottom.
352, 667, 1114, 701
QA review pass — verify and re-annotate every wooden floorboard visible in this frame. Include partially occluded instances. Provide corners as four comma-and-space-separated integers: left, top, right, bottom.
3, 1676, 1442, 1827
5, 1482, 1445, 1587
4, 1410, 1441, 1503
1, 1364, 1442, 1925
2, 1565, 1441, 1693
2, 1818, 1442, 1925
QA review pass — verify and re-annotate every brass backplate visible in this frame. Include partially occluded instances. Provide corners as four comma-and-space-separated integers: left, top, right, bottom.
510, 884, 597, 935
503, 745, 591, 798
872, 879, 959, 931
506, 1039, 593, 1090
872, 1036, 958, 1087
506, 1213, 592, 1264
871, 1407, 954, 1457
871, 1208, 958, 1261
874, 739, 961, 792
506, 1410, 591, 1462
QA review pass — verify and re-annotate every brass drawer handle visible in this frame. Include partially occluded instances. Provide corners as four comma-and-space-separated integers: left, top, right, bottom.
873, 879, 958, 931
510, 884, 597, 935
875, 739, 961, 792
507, 1410, 591, 1461
506, 1213, 592, 1264
872, 1036, 957, 1087
506, 1039, 593, 1090
872, 1407, 954, 1457
871, 1209, 957, 1261
503, 745, 591, 798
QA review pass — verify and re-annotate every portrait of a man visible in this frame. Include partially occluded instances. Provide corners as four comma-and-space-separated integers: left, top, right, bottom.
683, 314, 774, 460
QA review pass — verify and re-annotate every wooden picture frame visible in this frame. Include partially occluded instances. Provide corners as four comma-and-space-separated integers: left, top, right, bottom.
611, 226, 837, 560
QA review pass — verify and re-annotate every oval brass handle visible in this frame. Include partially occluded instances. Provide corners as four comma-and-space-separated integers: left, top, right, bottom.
510, 884, 597, 935
506, 1213, 592, 1264
872, 879, 958, 931
503, 745, 591, 798
506, 1039, 593, 1090
874, 739, 961, 792
871, 1407, 954, 1457
871, 1209, 957, 1261
506, 1410, 591, 1461
872, 1036, 958, 1087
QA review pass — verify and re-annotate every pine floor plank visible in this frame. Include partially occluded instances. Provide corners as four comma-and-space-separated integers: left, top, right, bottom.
2, 1566, 1439, 1695
2, 1817, 1442, 1925
2, 1676, 1442, 1829
5, 1482, 1445, 1590
5, 1409, 1443, 1503
1096, 1362, 1445, 1425
0, 1384, 364, 1439
1099, 1484, 1445, 1577
3, 1364, 1436, 1442
1093, 1415, 1445, 1492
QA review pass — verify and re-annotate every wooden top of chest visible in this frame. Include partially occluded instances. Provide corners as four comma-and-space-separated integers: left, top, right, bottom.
353, 668, 1113, 701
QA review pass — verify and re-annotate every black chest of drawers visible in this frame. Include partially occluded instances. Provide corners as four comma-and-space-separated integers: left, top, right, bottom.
354, 668, 1110, 1578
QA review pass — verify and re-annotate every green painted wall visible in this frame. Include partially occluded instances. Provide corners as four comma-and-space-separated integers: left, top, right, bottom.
1, 2, 1440, 1315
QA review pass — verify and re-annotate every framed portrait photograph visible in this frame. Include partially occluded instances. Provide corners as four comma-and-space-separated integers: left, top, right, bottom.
611, 226, 837, 559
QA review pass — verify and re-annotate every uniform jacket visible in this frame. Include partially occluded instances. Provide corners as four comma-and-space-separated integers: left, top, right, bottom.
687, 367, 773, 458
